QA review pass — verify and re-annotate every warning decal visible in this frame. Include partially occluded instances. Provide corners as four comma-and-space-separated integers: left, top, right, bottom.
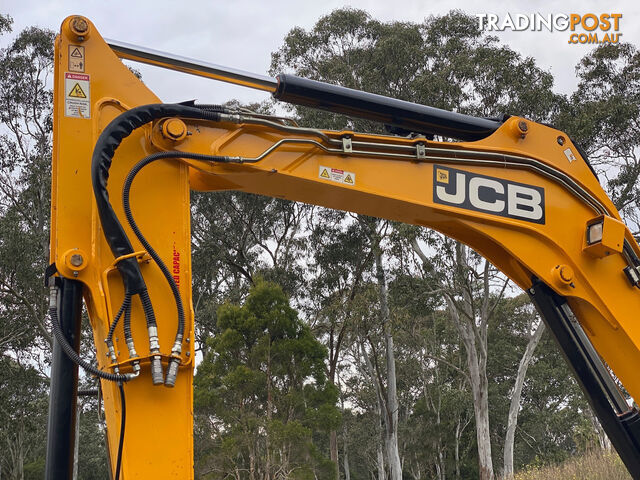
563, 147, 577, 163
64, 73, 90, 119
319, 165, 356, 186
68, 45, 85, 72
68, 83, 86, 98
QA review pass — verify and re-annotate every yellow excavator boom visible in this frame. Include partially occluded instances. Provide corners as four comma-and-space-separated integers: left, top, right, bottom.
47, 15, 640, 479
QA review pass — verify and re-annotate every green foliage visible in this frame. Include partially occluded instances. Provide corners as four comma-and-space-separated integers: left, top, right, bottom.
555, 43, 640, 230
194, 281, 339, 479
0, 357, 49, 479
0, 16, 55, 356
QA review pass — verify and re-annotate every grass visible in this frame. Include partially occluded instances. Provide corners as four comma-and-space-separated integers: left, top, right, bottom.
514, 449, 631, 480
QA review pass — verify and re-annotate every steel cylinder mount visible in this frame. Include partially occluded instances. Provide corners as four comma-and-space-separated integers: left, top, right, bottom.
64, 16, 91, 42
508, 117, 529, 140
552, 264, 575, 289
61, 248, 89, 277
161, 118, 188, 142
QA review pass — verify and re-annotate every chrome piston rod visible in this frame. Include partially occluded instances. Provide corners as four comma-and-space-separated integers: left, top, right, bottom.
105, 38, 278, 92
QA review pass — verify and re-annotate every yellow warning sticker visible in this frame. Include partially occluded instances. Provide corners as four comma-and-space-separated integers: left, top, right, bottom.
64, 73, 90, 119
68, 83, 86, 98
68, 45, 85, 72
319, 165, 356, 186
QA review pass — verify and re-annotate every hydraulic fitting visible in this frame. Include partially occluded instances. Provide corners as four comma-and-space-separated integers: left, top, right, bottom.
126, 338, 138, 359
147, 326, 164, 385
105, 339, 120, 373
48, 285, 58, 309
150, 355, 164, 385
164, 338, 182, 387
165, 358, 180, 388
126, 339, 141, 375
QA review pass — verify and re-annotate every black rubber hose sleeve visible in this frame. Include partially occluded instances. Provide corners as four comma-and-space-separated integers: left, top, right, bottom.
90, 103, 221, 295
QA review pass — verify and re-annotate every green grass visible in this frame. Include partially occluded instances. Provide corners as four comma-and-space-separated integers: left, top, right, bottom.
514, 450, 631, 480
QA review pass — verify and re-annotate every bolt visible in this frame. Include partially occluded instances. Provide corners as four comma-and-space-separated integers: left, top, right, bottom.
559, 266, 573, 283
554, 264, 575, 286
186, 351, 191, 357
71, 17, 88, 34
557, 136, 565, 146
70, 253, 83, 267
162, 118, 187, 141
518, 120, 528, 133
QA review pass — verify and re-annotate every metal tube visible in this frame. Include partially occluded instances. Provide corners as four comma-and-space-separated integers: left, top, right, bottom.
105, 38, 278, 92
274, 74, 504, 141
45, 278, 83, 480
105, 39, 504, 141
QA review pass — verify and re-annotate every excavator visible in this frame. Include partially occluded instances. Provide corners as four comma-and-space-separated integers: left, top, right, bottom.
45, 15, 640, 479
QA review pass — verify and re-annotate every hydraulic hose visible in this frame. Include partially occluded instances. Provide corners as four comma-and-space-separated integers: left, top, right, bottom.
106, 293, 131, 344
123, 303, 132, 340
91, 103, 223, 297
91, 102, 224, 385
122, 150, 231, 386
49, 286, 134, 383
115, 384, 126, 480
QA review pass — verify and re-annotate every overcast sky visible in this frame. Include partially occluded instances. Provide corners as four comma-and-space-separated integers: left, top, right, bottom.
3, 0, 639, 107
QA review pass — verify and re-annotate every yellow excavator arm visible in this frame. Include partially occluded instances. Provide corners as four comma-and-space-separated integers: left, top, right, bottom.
46, 15, 640, 479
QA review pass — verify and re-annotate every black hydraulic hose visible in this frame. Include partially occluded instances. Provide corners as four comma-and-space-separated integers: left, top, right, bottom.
190, 104, 227, 112
624, 239, 640, 267
106, 294, 131, 344
122, 151, 231, 343
138, 289, 157, 328
77, 388, 99, 397
123, 302, 132, 341
91, 103, 222, 297
49, 305, 131, 383
114, 383, 126, 480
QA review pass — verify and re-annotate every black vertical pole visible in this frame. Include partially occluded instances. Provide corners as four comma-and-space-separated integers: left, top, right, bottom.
45, 278, 83, 480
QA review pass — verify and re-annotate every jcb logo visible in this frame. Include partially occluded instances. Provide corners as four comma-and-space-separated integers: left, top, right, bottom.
433, 165, 545, 224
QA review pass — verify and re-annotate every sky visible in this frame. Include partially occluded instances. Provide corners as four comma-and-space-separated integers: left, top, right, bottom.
3, 0, 639, 111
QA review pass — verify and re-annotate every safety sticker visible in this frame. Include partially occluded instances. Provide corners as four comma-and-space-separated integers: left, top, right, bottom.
64, 73, 90, 119
563, 147, 577, 163
319, 166, 356, 186
68, 45, 85, 72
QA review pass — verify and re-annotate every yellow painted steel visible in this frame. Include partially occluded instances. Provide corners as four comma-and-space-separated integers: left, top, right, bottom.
52, 17, 194, 478
52, 15, 640, 479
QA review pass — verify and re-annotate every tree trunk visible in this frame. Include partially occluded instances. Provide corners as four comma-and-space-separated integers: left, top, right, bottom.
373, 246, 402, 480
249, 435, 256, 480
470, 368, 493, 480
330, 430, 339, 479
503, 321, 545, 478
455, 418, 461, 480
343, 435, 351, 480
359, 341, 386, 480
265, 341, 272, 480
377, 441, 385, 480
